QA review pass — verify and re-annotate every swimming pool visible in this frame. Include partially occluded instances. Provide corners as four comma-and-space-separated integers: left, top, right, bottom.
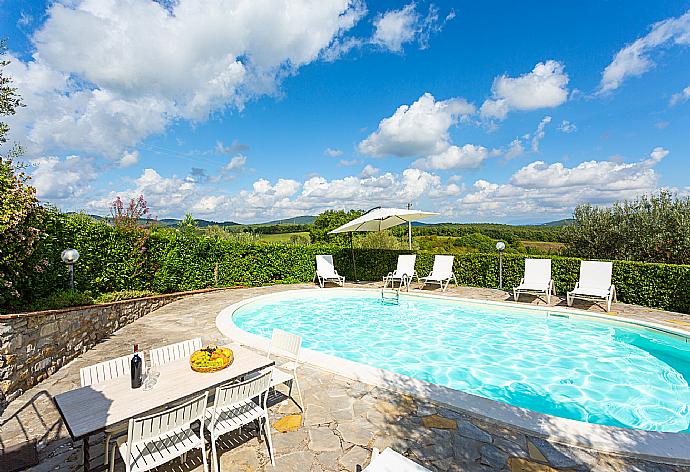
230, 289, 690, 433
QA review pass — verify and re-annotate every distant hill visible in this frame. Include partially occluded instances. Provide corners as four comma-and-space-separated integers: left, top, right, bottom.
260, 215, 316, 225
157, 218, 240, 227
541, 219, 574, 227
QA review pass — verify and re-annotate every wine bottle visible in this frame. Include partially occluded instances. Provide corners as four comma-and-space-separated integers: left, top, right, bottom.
131, 344, 142, 389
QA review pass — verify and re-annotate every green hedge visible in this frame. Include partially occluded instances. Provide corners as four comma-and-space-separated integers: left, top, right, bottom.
6, 214, 690, 314
331, 250, 690, 313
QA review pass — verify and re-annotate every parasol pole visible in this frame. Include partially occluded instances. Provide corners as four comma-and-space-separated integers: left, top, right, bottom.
350, 231, 357, 281
407, 202, 413, 250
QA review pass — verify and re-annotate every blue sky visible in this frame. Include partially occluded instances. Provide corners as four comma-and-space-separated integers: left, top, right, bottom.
1, 0, 689, 223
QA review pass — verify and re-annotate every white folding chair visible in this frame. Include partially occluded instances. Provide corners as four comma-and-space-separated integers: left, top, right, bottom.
206, 370, 274, 471
513, 258, 556, 304
363, 447, 432, 471
314, 254, 345, 287
266, 328, 303, 411
383, 254, 417, 291
149, 338, 202, 367
567, 261, 617, 312
109, 392, 209, 472
81, 354, 145, 466
419, 255, 458, 291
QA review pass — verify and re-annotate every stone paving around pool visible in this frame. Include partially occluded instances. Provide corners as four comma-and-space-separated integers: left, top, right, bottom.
2, 283, 690, 472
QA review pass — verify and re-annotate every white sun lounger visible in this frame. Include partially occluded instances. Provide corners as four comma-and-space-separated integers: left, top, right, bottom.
314, 254, 345, 288
419, 255, 457, 292
513, 258, 555, 304
567, 260, 617, 312
363, 448, 431, 472
383, 254, 417, 291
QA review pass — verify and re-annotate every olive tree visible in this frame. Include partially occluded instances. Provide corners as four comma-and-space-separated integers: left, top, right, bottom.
564, 191, 690, 264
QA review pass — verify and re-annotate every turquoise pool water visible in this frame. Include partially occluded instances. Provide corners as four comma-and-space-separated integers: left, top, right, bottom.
232, 291, 690, 433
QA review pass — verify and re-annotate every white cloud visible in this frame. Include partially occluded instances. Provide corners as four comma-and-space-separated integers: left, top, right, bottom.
558, 120, 577, 133
118, 150, 139, 168
297, 169, 442, 209
74, 147, 670, 222
480, 60, 569, 120
86, 168, 201, 216
359, 164, 380, 177
29, 155, 99, 200
358, 93, 475, 157
670, 85, 690, 106
324, 147, 344, 157
457, 149, 668, 218
6, 0, 366, 157
649, 146, 669, 163
223, 155, 247, 171
135, 168, 197, 208
413, 144, 489, 170
216, 139, 250, 155
84, 166, 449, 220
444, 183, 463, 196
371, 3, 452, 52
500, 116, 552, 160
321, 36, 365, 62
504, 139, 525, 159
371, 3, 418, 52
253, 178, 302, 197
599, 11, 690, 93
509, 157, 660, 190
530, 116, 552, 152
339, 158, 362, 166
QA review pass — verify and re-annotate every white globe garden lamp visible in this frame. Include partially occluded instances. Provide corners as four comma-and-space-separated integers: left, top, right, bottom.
495, 241, 506, 290
61, 248, 80, 290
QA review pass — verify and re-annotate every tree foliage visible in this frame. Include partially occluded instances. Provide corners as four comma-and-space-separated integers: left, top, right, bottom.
0, 40, 23, 145
0, 41, 48, 305
399, 223, 566, 243
564, 191, 690, 264
0, 155, 49, 304
309, 209, 364, 245
355, 230, 411, 250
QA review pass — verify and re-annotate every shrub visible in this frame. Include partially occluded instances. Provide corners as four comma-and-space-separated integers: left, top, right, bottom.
0, 154, 49, 305
564, 191, 690, 264
29, 290, 94, 311
94, 290, 157, 303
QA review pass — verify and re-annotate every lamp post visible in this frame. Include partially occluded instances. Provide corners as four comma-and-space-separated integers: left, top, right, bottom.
496, 241, 505, 290
61, 249, 80, 290
407, 202, 413, 250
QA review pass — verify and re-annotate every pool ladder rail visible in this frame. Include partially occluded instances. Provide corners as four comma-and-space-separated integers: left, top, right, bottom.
381, 288, 400, 304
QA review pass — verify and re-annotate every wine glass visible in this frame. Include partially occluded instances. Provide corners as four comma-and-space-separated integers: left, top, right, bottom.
142, 366, 159, 391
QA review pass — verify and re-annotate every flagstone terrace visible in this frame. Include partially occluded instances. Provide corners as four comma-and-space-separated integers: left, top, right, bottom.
2, 283, 690, 472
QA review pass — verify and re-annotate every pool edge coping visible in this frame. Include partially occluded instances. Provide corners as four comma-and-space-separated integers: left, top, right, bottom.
215, 287, 690, 466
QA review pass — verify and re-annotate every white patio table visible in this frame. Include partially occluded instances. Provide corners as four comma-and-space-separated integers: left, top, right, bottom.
53, 344, 274, 472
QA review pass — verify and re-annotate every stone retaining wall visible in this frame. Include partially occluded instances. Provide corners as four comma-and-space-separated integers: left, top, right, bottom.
0, 289, 222, 410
